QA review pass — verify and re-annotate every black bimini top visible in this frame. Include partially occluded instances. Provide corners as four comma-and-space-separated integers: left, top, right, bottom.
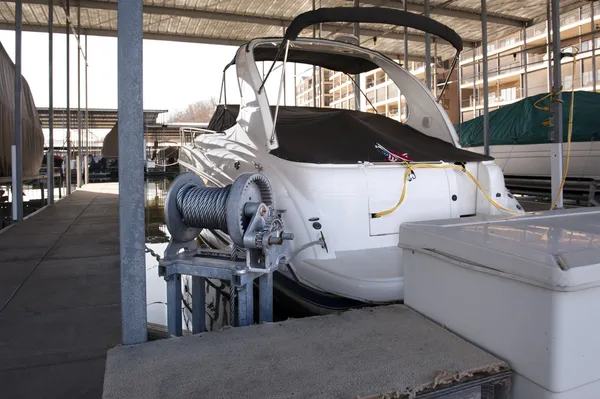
208, 105, 492, 164
225, 7, 463, 75
284, 7, 463, 53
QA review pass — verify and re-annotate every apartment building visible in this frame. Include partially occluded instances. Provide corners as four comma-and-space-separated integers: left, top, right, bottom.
295, 68, 334, 107
295, 3, 599, 126
460, 3, 599, 123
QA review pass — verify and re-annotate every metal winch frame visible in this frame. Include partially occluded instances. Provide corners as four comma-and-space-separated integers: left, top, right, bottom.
159, 172, 293, 337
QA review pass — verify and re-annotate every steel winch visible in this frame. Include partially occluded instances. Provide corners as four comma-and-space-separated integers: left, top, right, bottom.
159, 172, 294, 336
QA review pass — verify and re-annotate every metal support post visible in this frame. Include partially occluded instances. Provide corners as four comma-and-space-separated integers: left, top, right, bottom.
523, 26, 528, 97
47, 0, 54, 204
167, 275, 183, 337
65, 5, 71, 195
312, 0, 317, 107
191, 277, 206, 333
281, 27, 287, 106
353, 0, 361, 111
118, 0, 148, 345
425, 0, 431, 90
433, 39, 438, 98
76, 6, 81, 188
550, 0, 563, 208
546, 0, 553, 91
12, 0, 23, 221
237, 282, 254, 326
472, 45, 477, 118
258, 273, 273, 323
84, 34, 89, 184
293, 62, 297, 106
457, 52, 462, 139
404, 0, 409, 117
592, 1, 597, 92
481, 0, 490, 156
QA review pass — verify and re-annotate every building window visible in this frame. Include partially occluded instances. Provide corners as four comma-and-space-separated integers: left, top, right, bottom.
367, 90, 375, 104
376, 87, 386, 103
583, 70, 593, 86
500, 87, 517, 102
366, 75, 375, 88
563, 75, 573, 90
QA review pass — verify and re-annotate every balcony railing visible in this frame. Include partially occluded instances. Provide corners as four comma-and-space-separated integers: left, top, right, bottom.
463, 5, 600, 62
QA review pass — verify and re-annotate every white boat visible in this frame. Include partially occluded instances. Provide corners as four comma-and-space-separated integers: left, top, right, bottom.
468, 142, 600, 181
178, 7, 524, 313
460, 91, 600, 180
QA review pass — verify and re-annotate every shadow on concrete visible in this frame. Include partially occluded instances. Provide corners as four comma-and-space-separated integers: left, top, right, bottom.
0, 183, 121, 399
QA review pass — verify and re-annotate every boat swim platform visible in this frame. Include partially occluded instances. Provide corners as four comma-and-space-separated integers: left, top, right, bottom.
103, 305, 509, 399
0, 183, 121, 398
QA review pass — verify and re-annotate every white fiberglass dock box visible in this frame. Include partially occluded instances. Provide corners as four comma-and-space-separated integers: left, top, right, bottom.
399, 208, 600, 399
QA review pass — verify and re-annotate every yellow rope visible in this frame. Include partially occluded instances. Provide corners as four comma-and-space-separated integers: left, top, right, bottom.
372, 163, 518, 218
550, 49, 578, 210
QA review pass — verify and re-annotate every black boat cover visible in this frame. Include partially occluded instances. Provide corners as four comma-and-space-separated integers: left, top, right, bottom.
284, 7, 463, 53
223, 43, 382, 74
253, 46, 380, 74
207, 105, 492, 164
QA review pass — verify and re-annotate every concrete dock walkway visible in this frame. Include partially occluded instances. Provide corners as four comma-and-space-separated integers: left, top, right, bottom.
103, 305, 509, 399
0, 184, 121, 398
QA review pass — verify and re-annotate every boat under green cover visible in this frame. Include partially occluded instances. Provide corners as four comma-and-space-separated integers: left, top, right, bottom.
458, 91, 600, 148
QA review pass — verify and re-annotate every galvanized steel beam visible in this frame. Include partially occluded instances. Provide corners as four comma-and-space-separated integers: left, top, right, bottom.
84, 33, 89, 185
351, 0, 528, 27
354, 0, 361, 111
76, 5, 81, 188
12, 0, 23, 221
118, 0, 148, 345
21, 0, 528, 27
550, 0, 564, 208
0, 23, 428, 62
14, 0, 476, 46
65, 3, 71, 195
47, 0, 54, 204
425, 0, 431, 90
523, 26, 528, 97
482, 0, 490, 157
592, 1, 597, 92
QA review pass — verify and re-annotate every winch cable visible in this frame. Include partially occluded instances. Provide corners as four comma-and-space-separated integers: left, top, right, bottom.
372, 162, 519, 218
176, 184, 231, 231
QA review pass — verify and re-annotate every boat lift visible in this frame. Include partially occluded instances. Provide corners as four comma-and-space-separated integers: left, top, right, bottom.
159, 172, 293, 336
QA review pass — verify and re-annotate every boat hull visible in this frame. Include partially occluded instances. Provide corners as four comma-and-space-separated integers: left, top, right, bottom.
178, 134, 522, 313
467, 142, 600, 180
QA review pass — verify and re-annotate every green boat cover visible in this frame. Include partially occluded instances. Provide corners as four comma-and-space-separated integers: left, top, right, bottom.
457, 91, 600, 147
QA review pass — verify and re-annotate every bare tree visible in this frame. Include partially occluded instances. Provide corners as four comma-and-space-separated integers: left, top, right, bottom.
169, 97, 218, 123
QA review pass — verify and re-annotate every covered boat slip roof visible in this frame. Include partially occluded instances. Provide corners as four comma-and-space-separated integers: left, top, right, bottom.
36, 108, 194, 144
37, 107, 167, 129
0, 0, 590, 62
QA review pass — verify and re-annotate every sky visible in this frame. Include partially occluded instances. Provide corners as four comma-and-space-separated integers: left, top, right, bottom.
0, 30, 237, 114
0, 30, 299, 143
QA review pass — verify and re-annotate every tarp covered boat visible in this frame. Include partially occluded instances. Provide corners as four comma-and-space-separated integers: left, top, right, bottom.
459, 92, 600, 179
0, 41, 44, 178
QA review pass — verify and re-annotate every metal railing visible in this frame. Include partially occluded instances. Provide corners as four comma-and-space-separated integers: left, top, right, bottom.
462, 6, 600, 62
180, 127, 219, 147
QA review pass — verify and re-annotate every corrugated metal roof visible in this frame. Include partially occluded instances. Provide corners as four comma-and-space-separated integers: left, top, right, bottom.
36, 108, 167, 129
0, 0, 590, 61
